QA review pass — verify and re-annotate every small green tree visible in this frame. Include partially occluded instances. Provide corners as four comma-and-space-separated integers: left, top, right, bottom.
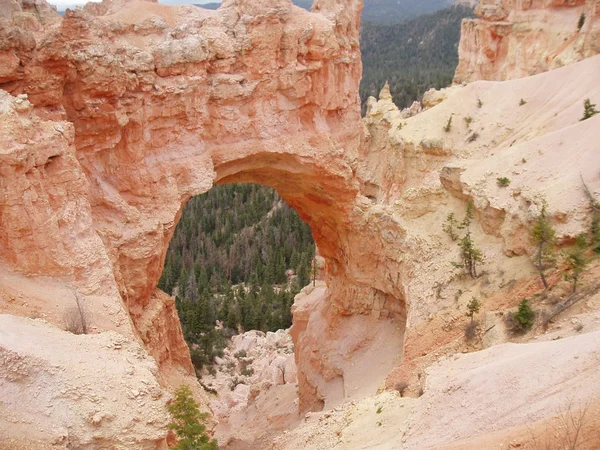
581, 99, 599, 121
563, 234, 588, 293
466, 297, 481, 323
168, 385, 218, 450
458, 231, 484, 278
442, 213, 461, 241
530, 202, 556, 289
513, 298, 535, 331
451, 201, 484, 278
581, 176, 600, 253
577, 13, 585, 32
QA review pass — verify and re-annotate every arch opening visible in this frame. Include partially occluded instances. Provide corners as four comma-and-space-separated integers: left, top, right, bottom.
159, 182, 316, 373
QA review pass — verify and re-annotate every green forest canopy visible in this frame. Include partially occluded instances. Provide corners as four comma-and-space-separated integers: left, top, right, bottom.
159, 184, 314, 372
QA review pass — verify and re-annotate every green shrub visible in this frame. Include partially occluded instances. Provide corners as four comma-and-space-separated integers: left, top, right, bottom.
496, 177, 510, 187
240, 366, 254, 377
168, 385, 218, 450
464, 116, 473, 127
234, 349, 247, 359
477, 98, 483, 108
519, 98, 527, 106
512, 299, 535, 332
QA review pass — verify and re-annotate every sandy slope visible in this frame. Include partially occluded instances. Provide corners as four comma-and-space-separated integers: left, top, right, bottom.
0, 315, 171, 449
272, 328, 600, 450
403, 330, 600, 448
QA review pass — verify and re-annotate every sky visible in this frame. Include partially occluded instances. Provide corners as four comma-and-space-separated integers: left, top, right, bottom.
49, 0, 220, 8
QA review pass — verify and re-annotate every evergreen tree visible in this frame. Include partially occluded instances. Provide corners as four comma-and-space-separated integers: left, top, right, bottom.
581, 98, 599, 121
466, 297, 481, 323
457, 230, 484, 278
563, 234, 588, 293
452, 201, 483, 278
168, 385, 218, 450
513, 298, 535, 332
530, 202, 556, 289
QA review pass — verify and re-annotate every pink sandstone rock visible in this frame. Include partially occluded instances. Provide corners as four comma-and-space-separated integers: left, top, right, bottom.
455, 0, 600, 82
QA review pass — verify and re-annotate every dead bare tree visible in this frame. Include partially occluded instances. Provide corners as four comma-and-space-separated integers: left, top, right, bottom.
63, 290, 89, 334
541, 282, 600, 329
529, 401, 592, 450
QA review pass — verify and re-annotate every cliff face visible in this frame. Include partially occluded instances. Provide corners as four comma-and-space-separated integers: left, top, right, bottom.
454, 0, 600, 82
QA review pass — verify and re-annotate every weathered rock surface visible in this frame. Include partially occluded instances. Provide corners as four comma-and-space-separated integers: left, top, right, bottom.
455, 0, 600, 82
202, 328, 299, 446
0, 314, 171, 450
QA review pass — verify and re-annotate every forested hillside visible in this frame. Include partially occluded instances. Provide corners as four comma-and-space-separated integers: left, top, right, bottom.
195, 0, 460, 24
159, 184, 315, 371
360, 5, 474, 109
361, 0, 458, 24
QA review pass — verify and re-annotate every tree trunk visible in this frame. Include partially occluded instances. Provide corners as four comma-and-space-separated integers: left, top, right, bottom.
538, 243, 549, 289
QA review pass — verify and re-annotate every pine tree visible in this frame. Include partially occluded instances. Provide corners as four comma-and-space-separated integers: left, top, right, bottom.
466, 297, 481, 323
458, 230, 484, 278
513, 298, 534, 332
581, 98, 599, 121
450, 201, 484, 278
168, 385, 218, 450
563, 234, 588, 293
530, 202, 556, 289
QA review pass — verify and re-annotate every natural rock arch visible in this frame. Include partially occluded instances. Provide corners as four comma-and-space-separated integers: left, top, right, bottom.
1, 0, 408, 411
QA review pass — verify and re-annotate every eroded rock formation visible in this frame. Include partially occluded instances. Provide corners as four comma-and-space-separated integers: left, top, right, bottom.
2, 0, 600, 447
455, 0, 600, 82
1, 0, 410, 443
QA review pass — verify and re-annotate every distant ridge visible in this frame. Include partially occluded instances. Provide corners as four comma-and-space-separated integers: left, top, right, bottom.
193, 0, 464, 24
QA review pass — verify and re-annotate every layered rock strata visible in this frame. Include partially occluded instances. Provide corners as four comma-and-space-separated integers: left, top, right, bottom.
455, 0, 600, 82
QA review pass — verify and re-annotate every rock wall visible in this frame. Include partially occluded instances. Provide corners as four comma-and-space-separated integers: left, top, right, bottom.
0, 0, 410, 437
454, 0, 600, 82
